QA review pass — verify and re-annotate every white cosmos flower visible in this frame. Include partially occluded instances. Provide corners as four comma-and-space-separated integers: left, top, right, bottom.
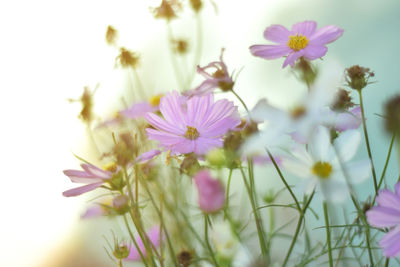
282, 126, 370, 203
241, 63, 344, 156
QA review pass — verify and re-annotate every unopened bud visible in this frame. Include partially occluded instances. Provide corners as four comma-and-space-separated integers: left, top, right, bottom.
206, 148, 226, 168
180, 153, 200, 176
112, 195, 130, 214
113, 243, 130, 259
345, 65, 374, 91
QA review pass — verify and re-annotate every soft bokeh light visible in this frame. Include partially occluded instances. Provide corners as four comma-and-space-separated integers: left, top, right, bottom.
1, 0, 399, 266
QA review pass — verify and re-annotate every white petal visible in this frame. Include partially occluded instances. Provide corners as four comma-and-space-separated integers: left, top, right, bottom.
334, 130, 361, 162
308, 126, 331, 162
281, 157, 312, 178
319, 179, 349, 203
343, 159, 371, 184
249, 99, 287, 123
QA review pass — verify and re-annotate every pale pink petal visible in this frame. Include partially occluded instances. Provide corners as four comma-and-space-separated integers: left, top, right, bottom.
303, 45, 328, 60
291, 21, 317, 37
121, 102, 157, 119
396, 182, 400, 196
366, 206, 400, 227
263, 24, 290, 43
81, 205, 106, 219
81, 164, 112, 179
309, 25, 344, 45
335, 110, 362, 132
194, 170, 225, 213
62, 182, 104, 197
126, 226, 161, 261
187, 94, 213, 128
146, 128, 185, 146
194, 137, 223, 155
136, 149, 161, 163
282, 50, 305, 68
379, 226, 400, 257
145, 112, 185, 134
159, 91, 187, 127
376, 190, 400, 211
184, 80, 218, 97
63, 169, 103, 183
250, 45, 291, 59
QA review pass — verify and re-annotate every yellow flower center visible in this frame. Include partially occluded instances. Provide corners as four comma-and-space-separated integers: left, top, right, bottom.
103, 162, 118, 173
185, 126, 200, 140
149, 94, 163, 107
312, 162, 332, 179
291, 106, 306, 119
287, 34, 309, 51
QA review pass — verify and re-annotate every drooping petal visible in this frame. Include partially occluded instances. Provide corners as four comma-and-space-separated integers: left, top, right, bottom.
309, 25, 344, 45
334, 130, 361, 162
303, 45, 328, 60
249, 45, 291, 59
136, 149, 161, 163
366, 206, 400, 227
184, 79, 218, 97
282, 50, 305, 68
263, 24, 291, 43
63, 169, 103, 183
62, 182, 104, 197
81, 164, 112, 179
291, 21, 317, 37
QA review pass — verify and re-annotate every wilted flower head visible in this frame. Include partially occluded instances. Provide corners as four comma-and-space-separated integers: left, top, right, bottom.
68, 86, 96, 124
63, 163, 115, 197
384, 95, 400, 134
331, 89, 355, 111
177, 250, 193, 267
185, 49, 234, 97
112, 132, 138, 166
172, 38, 189, 54
194, 170, 225, 213
116, 47, 139, 68
145, 91, 241, 155
189, 0, 202, 12
250, 20, 343, 68
345, 65, 374, 91
367, 182, 400, 257
105, 25, 118, 46
151, 0, 181, 20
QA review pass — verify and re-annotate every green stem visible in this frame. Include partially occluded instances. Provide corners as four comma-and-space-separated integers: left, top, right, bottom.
377, 133, 396, 191
225, 169, 233, 211
282, 191, 314, 267
122, 215, 149, 267
231, 89, 249, 112
239, 165, 268, 258
358, 91, 378, 194
204, 215, 220, 267
267, 150, 301, 211
323, 202, 333, 267
385, 258, 390, 267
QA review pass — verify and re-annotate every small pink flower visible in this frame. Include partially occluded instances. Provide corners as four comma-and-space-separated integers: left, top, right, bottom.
62, 163, 113, 197
145, 91, 240, 155
367, 183, 400, 257
194, 170, 225, 213
185, 48, 234, 97
250, 20, 343, 68
125, 226, 162, 261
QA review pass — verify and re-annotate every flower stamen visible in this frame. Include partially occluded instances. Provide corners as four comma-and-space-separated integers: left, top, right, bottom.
312, 161, 332, 179
185, 126, 200, 140
288, 34, 309, 51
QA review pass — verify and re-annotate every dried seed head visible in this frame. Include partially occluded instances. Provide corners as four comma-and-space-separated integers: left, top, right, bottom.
384, 95, 400, 134
105, 25, 118, 46
331, 89, 355, 111
189, 0, 202, 12
345, 65, 374, 91
116, 47, 139, 68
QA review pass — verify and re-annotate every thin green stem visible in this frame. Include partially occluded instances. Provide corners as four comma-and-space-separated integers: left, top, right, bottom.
225, 168, 233, 211
267, 150, 301, 211
204, 215, 220, 267
239, 165, 268, 259
358, 91, 378, 194
122, 215, 149, 267
385, 258, 390, 267
323, 202, 333, 267
282, 191, 315, 267
231, 89, 249, 112
377, 133, 396, 191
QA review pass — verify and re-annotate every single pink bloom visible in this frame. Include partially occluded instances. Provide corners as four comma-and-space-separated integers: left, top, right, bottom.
144, 91, 241, 155
125, 226, 162, 261
136, 149, 161, 163
367, 182, 400, 257
185, 48, 234, 97
250, 20, 344, 68
194, 170, 225, 213
62, 163, 113, 197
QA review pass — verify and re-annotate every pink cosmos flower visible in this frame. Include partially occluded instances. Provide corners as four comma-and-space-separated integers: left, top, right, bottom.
184, 49, 234, 97
145, 91, 241, 155
62, 163, 113, 197
250, 20, 344, 68
194, 170, 225, 213
125, 226, 161, 261
367, 183, 400, 257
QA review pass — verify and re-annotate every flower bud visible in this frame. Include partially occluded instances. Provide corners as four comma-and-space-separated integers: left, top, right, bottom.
345, 65, 374, 91
206, 148, 226, 168
177, 250, 193, 267
384, 95, 400, 134
113, 243, 130, 260
112, 195, 130, 215
180, 153, 200, 176
194, 170, 225, 213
